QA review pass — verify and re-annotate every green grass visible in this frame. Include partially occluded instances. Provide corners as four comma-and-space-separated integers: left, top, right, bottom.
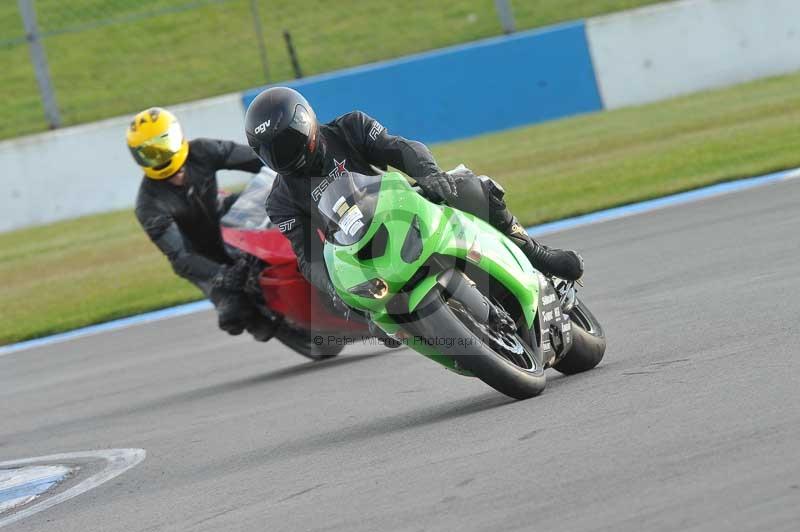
0, 211, 201, 344
0, 0, 666, 139
4, 69, 800, 345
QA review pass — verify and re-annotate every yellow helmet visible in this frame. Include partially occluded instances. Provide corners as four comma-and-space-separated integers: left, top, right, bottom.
126, 107, 189, 180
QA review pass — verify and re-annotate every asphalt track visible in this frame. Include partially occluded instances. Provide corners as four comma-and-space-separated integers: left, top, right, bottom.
2, 178, 799, 531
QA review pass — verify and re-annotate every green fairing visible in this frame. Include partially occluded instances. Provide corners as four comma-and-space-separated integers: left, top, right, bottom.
324, 172, 539, 367
323, 173, 446, 313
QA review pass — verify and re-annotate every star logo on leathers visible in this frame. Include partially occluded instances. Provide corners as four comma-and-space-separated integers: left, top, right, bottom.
312, 160, 351, 202
328, 159, 349, 179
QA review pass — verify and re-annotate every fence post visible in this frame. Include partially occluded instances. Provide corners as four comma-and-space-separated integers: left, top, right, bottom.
494, 0, 516, 34
18, 0, 61, 129
283, 30, 303, 79
249, 0, 270, 84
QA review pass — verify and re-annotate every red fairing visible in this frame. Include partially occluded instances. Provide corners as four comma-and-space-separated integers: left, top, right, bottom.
221, 226, 295, 265
221, 226, 368, 333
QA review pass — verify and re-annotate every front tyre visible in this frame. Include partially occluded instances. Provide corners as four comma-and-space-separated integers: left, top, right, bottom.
553, 298, 606, 375
405, 292, 546, 400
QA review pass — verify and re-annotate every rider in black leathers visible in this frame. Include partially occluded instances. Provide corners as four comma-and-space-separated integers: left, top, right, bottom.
128, 107, 276, 340
244, 87, 584, 308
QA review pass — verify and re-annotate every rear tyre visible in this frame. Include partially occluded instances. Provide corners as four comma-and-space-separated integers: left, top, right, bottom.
552, 298, 606, 375
404, 292, 546, 400
275, 322, 344, 361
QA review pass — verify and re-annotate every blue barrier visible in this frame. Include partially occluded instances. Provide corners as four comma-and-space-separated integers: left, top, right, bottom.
242, 22, 602, 144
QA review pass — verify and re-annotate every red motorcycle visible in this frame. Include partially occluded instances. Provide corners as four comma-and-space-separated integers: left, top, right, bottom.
220, 172, 370, 360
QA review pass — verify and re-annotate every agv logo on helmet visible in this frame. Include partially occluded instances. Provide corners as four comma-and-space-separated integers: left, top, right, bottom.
254, 120, 271, 135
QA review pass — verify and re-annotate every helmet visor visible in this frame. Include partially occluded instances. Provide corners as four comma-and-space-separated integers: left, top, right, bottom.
270, 128, 308, 170
264, 104, 313, 173
129, 121, 184, 168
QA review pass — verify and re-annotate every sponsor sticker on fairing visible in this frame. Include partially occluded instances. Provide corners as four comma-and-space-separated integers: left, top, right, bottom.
542, 293, 556, 306
339, 204, 365, 236
333, 196, 349, 216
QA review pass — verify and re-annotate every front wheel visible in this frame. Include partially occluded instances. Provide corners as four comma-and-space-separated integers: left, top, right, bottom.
552, 298, 606, 375
404, 292, 546, 400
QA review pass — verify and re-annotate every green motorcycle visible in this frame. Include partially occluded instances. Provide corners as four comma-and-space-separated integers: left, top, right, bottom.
320, 168, 606, 399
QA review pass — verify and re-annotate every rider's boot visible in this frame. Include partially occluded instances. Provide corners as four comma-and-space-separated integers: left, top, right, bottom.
477, 176, 584, 281
503, 217, 584, 281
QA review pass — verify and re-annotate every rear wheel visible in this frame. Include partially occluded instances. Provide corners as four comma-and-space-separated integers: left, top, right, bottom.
553, 298, 606, 375
274, 322, 344, 361
404, 292, 546, 400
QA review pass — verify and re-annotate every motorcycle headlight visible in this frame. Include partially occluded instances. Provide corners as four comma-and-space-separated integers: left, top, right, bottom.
348, 278, 389, 299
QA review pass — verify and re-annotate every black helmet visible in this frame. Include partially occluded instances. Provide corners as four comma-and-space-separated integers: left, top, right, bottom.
244, 87, 320, 175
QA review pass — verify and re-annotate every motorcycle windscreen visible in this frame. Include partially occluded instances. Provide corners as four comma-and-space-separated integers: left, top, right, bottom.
317, 172, 382, 245
220, 169, 277, 230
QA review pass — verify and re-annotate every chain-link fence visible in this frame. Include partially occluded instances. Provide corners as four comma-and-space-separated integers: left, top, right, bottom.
2, 0, 665, 141
2, 0, 515, 140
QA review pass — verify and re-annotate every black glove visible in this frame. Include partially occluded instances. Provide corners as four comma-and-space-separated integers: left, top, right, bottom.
211, 259, 250, 291
215, 291, 255, 335
242, 258, 266, 295
246, 314, 280, 342
417, 170, 458, 203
